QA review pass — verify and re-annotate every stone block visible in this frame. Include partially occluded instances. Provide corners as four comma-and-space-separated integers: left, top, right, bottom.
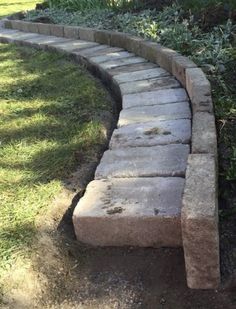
110, 119, 191, 148
37, 23, 51, 35
94, 29, 111, 45
107, 62, 158, 76
73, 177, 185, 247
90, 51, 133, 64
118, 102, 191, 126
123, 88, 189, 109
119, 76, 180, 95
50, 24, 64, 37
192, 112, 217, 155
99, 56, 147, 70
125, 35, 145, 54
156, 45, 179, 73
139, 41, 161, 63
64, 26, 79, 39
78, 27, 96, 41
182, 154, 220, 289
110, 31, 129, 49
28, 22, 39, 34
172, 55, 197, 87
3, 19, 12, 29
10, 20, 22, 31
114, 67, 169, 84
95, 144, 190, 179
186, 68, 213, 113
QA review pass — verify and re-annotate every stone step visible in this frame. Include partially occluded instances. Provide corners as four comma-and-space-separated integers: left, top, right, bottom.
123, 88, 189, 109
113, 67, 170, 84
118, 102, 191, 126
119, 76, 180, 95
110, 119, 191, 148
73, 177, 185, 247
95, 144, 190, 179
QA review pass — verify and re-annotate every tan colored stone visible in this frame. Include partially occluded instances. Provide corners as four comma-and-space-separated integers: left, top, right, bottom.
192, 112, 217, 155
172, 55, 197, 87
78, 27, 96, 41
28, 22, 39, 34
94, 30, 111, 45
50, 24, 64, 37
186, 68, 213, 113
182, 154, 220, 289
10, 20, 22, 31
37, 23, 51, 35
156, 46, 179, 73
3, 19, 12, 29
125, 35, 145, 54
64, 26, 79, 39
139, 41, 161, 63
73, 177, 184, 247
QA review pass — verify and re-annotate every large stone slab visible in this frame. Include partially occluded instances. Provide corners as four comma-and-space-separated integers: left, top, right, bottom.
107, 62, 158, 76
73, 177, 185, 247
90, 51, 134, 64
95, 144, 190, 179
113, 67, 170, 84
182, 154, 220, 289
76, 45, 124, 58
22, 35, 69, 49
0, 30, 39, 43
110, 119, 191, 148
118, 102, 191, 126
123, 88, 189, 109
49, 39, 98, 52
120, 76, 180, 95
99, 56, 147, 70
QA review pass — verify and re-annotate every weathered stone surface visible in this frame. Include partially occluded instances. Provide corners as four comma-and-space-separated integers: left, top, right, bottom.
110, 119, 191, 148
73, 177, 184, 247
50, 24, 64, 37
99, 56, 147, 70
64, 26, 79, 39
123, 88, 189, 109
118, 102, 191, 126
10, 20, 22, 31
27, 22, 39, 34
107, 62, 158, 76
110, 31, 129, 49
95, 144, 190, 179
90, 51, 134, 64
139, 41, 161, 63
78, 27, 96, 41
77, 46, 124, 58
186, 68, 213, 113
125, 35, 145, 54
114, 67, 170, 84
3, 19, 12, 29
0, 31, 40, 44
156, 46, 179, 73
23, 35, 69, 49
182, 154, 220, 289
192, 112, 217, 155
49, 39, 98, 52
37, 23, 51, 35
94, 29, 111, 45
120, 76, 180, 95
172, 55, 197, 87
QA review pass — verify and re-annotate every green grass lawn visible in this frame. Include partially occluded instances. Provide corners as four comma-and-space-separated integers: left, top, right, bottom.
0, 43, 112, 274
0, 0, 40, 19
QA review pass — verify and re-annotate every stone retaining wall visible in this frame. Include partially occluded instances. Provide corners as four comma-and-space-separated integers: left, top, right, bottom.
2, 18, 220, 289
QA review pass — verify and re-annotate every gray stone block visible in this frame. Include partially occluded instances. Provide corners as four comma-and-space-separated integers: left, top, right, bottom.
119, 76, 180, 95
156, 45, 179, 73
99, 56, 147, 70
10, 20, 22, 31
139, 41, 161, 63
50, 40, 98, 52
77, 46, 124, 58
64, 26, 79, 39
94, 29, 111, 45
192, 112, 217, 155
113, 67, 169, 84
172, 55, 197, 87
78, 27, 96, 41
90, 51, 134, 64
118, 102, 191, 126
110, 31, 129, 49
37, 23, 51, 35
110, 119, 191, 148
73, 177, 185, 247
186, 68, 213, 113
125, 35, 145, 54
107, 62, 158, 76
95, 144, 190, 179
50, 24, 64, 37
123, 88, 189, 109
182, 154, 220, 289
28, 22, 39, 34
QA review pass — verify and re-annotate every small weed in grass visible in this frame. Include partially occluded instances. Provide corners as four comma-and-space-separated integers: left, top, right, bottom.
0, 44, 113, 274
